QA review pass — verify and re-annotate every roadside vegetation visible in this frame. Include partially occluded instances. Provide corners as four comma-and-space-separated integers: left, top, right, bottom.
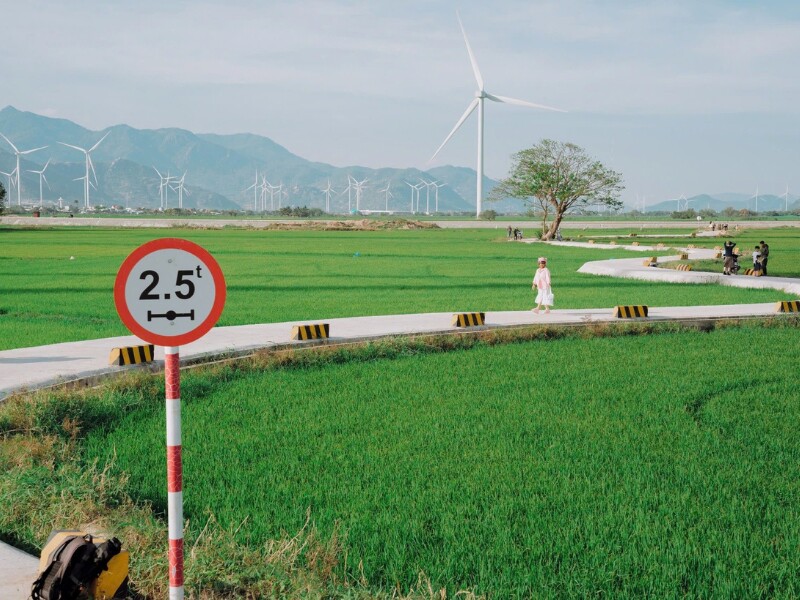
2, 319, 800, 597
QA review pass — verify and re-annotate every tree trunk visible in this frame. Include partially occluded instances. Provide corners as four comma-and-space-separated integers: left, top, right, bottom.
542, 210, 565, 240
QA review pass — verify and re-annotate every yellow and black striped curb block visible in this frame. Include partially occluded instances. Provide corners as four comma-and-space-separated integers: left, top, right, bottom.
678, 252, 689, 260
609, 240, 617, 245
675, 264, 692, 271
291, 323, 330, 340
775, 301, 800, 313
643, 257, 658, 266
631, 241, 640, 246
743, 268, 762, 277
451, 312, 485, 327
587, 239, 595, 244
109, 344, 155, 366
613, 305, 649, 318
687, 244, 696, 249
714, 246, 722, 251
713, 251, 722, 259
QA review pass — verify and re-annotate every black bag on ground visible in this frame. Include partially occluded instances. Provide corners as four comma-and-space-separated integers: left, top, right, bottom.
30, 533, 122, 600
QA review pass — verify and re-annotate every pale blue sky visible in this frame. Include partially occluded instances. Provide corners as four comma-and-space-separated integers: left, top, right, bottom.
3, 1, 799, 206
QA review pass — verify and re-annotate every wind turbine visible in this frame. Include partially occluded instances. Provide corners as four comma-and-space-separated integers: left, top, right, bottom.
404, 181, 417, 213
27, 159, 51, 208
781, 184, 789, 212
322, 180, 336, 213
379, 182, 393, 211
431, 181, 446, 213
0, 133, 47, 206
245, 171, 260, 211
342, 177, 355, 213
428, 13, 565, 218
59, 132, 109, 209
0, 170, 16, 202
170, 172, 190, 209
154, 167, 174, 210
353, 177, 368, 212
751, 186, 759, 213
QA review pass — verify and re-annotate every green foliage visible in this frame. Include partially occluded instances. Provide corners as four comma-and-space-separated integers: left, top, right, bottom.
671, 208, 698, 219
490, 140, 624, 239
0, 181, 5, 215
479, 209, 497, 220
278, 205, 326, 218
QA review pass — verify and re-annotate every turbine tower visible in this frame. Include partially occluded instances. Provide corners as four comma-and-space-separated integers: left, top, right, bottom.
379, 182, 393, 211
342, 177, 355, 213
27, 159, 51, 208
170, 172, 190, 209
322, 180, 337, 213
154, 167, 175, 210
432, 181, 446, 212
0, 133, 47, 206
751, 186, 759, 213
428, 13, 565, 218
353, 177, 368, 212
59, 132, 109, 209
0, 170, 16, 202
781, 184, 790, 212
245, 171, 260, 211
404, 181, 417, 213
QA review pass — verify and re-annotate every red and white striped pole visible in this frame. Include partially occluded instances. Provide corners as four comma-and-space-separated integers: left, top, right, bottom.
165, 346, 184, 600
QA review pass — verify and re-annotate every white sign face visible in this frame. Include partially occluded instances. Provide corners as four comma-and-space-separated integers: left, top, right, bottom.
124, 248, 216, 338
115, 238, 226, 346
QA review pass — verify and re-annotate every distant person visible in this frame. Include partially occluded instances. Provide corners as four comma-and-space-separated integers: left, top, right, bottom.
759, 240, 770, 275
507, 226, 513, 239
517, 229, 523, 240
722, 240, 735, 275
752, 245, 762, 273
531, 257, 553, 314
513, 227, 519, 240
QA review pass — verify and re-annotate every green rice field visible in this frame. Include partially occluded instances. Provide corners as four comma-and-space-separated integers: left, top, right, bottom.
3, 222, 800, 596
1, 225, 796, 350
82, 322, 800, 597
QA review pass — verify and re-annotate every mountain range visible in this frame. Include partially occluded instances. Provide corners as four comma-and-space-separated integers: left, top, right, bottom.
0, 106, 494, 213
2, 106, 796, 215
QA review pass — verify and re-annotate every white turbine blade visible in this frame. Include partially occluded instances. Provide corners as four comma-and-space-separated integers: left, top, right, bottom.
184, 187, 191, 196
73, 176, 85, 182
89, 131, 110, 153
20, 145, 48, 155
59, 141, 86, 153
457, 12, 484, 90
88, 156, 98, 184
485, 92, 566, 112
41, 159, 51, 171
0, 133, 19, 153
42, 173, 50, 189
429, 98, 479, 162
153, 166, 163, 178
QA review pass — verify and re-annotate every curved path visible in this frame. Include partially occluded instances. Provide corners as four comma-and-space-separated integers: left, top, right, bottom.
2, 241, 799, 598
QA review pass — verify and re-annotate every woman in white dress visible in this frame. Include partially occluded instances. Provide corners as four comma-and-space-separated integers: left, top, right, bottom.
532, 257, 553, 314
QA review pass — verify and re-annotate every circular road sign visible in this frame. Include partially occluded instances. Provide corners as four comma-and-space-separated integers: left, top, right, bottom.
114, 238, 226, 347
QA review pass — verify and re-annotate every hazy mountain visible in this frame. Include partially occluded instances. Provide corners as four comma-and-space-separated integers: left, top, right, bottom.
0, 106, 484, 212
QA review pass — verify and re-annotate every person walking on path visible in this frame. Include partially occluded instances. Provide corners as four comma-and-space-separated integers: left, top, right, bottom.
759, 240, 770, 275
532, 257, 553, 314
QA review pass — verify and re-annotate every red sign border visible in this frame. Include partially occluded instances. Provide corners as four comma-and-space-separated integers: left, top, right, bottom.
114, 238, 226, 347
